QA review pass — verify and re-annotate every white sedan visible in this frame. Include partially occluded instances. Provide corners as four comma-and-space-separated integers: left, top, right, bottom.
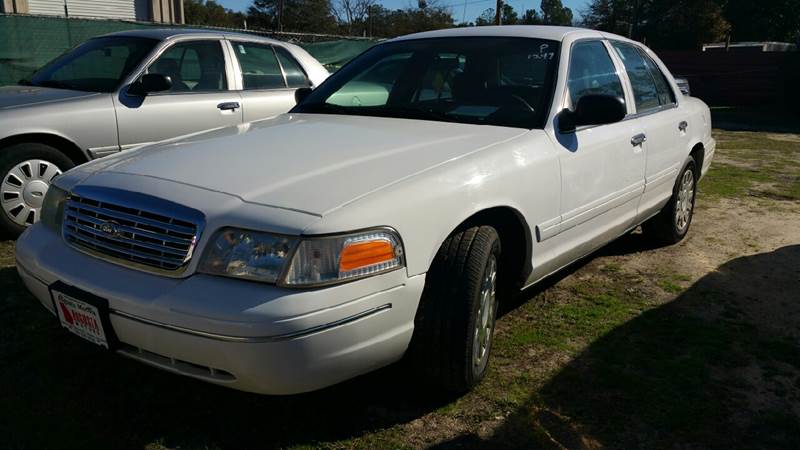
15, 25, 714, 395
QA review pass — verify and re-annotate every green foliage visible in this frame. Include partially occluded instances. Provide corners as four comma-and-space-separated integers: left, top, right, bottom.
183, 0, 246, 28
582, 0, 800, 50
247, 0, 338, 33
540, 0, 573, 25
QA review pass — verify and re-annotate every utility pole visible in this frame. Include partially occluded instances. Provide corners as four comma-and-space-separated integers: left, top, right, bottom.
277, 0, 284, 31
494, 0, 502, 25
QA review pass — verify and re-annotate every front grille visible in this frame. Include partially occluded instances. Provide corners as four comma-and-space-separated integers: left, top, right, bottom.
62, 187, 202, 273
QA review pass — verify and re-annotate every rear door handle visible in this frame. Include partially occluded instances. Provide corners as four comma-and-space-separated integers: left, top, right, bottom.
678, 120, 688, 132
631, 133, 647, 146
217, 101, 240, 111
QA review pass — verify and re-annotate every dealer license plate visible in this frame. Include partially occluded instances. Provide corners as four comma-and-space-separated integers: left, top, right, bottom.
53, 290, 109, 348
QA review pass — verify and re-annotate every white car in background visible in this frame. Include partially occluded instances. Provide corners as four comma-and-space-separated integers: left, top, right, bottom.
16, 26, 714, 395
0, 29, 328, 236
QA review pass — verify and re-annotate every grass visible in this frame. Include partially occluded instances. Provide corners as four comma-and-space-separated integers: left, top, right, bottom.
1, 127, 799, 449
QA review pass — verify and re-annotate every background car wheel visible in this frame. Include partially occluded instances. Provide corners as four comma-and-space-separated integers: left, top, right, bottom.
0, 143, 74, 238
408, 225, 501, 393
643, 156, 697, 245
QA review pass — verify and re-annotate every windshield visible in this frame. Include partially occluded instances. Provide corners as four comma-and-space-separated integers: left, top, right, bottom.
28, 36, 158, 93
292, 37, 560, 129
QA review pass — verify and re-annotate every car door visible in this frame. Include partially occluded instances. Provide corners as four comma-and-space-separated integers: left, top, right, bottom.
548, 39, 646, 263
609, 41, 691, 218
115, 39, 243, 149
227, 41, 306, 123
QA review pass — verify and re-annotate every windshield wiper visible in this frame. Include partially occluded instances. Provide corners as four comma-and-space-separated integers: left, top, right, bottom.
18, 79, 34, 86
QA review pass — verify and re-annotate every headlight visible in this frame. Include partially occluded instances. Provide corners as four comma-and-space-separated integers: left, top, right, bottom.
283, 229, 404, 287
40, 185, 68, 232
197, 227, 404, 287
197, 228, 297, 283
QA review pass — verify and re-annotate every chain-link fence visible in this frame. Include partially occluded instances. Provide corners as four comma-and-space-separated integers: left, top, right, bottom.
0, 14, 378, 86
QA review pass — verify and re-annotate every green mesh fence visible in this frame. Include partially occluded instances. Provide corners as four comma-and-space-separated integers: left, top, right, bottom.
0, 14, 377, 86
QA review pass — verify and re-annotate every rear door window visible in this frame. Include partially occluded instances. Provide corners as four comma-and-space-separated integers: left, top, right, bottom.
640, 51, 676, 106
611, 42, 660, 113
232, 42, 286, 90
274, 46, 311, 88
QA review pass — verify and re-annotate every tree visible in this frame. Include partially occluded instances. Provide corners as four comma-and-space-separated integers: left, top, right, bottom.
333, 0, 376, 34
247, 0, 338, 33
520, 8, 542, 25
722, 0, 800, 43
183, 0, 245, 28
475, 7, 495, 26
540, 0, 573, 25
581, 0, 730, 49
474, 3, 517, 25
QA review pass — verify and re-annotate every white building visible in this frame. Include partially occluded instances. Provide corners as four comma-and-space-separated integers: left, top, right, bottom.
1, 0, 185, 23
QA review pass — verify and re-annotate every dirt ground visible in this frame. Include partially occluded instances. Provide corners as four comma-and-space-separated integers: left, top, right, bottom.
1, 127, 798, 449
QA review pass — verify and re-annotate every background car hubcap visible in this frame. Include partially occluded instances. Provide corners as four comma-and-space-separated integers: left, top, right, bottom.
1, 159, 62, 226
473, 255, 498, 369
675, 169, 695, 232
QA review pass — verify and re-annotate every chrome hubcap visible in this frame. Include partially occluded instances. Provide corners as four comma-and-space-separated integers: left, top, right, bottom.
1, 159, 61, 226
675, 169, 695, 232
473, 255, 498, 369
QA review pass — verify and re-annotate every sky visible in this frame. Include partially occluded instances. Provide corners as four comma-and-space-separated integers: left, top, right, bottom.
216, 0, 586, 25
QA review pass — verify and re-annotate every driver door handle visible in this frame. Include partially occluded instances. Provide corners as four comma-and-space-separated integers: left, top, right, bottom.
217, 101, 240, 111
631, 133, 647, 146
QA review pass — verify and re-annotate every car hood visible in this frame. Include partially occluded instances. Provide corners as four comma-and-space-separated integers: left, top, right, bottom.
87, 113, 528, 216
0, 85, 99, 110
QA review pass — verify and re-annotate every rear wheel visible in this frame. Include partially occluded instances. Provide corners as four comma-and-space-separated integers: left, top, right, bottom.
643, 157, 697, 245
0, 143, 74, 237
408, 225, 501, 393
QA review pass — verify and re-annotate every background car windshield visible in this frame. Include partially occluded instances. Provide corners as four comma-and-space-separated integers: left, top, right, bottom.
30, 36, 158, 93
293, 37, 560, 129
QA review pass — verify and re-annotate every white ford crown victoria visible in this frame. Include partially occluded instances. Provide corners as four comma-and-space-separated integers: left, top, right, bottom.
16, 26, 714, 395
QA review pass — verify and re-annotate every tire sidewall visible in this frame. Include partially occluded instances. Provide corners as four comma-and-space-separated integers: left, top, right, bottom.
669, 157, 697, 241
0, 143, 74, 237
467, 234, 501, 384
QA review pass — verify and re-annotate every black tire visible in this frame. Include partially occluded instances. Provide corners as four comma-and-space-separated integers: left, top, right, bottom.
408, 225, 502, 393
643, 156, 697, 245
0, 143, 74, 238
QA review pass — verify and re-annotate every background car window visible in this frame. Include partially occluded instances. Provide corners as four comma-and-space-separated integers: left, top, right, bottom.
567, 40, 625, 108
233, 42, 286, 90
640, 51, 676, 106
611, 42, 660, 112
30, 37, 157, 93
327, 52, 413, 107
274, 46, 310, 88
148, 41, 227, 92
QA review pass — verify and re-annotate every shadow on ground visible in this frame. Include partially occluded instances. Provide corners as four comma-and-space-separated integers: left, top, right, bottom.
0, 262, 458, 449
437, 245, 800, 449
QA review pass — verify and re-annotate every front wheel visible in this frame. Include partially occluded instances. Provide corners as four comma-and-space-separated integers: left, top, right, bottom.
408, 225, 501, 393
643, 156, 697, 245
0, 143, 74, 237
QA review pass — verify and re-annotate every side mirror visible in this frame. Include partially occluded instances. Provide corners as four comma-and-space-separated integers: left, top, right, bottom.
128, 73, 172, 96
558, 94, 626, 133
295, 87, 312, 104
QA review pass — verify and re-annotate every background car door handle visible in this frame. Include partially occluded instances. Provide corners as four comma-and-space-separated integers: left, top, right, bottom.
217, 102, 240, 111
679, 121, 689, 132
631, 133, 647, 146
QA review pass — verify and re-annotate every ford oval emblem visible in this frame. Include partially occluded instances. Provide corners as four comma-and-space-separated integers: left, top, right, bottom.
100, 221, 120, 237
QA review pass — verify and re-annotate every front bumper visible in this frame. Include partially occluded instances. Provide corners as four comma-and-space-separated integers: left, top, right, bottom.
15, 224, 425, 394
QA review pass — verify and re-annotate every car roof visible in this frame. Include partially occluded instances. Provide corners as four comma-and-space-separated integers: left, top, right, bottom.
98, 27, 284, 44
390, 25, 633, 44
